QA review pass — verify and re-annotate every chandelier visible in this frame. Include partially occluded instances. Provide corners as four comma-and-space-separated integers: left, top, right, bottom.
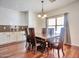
37, 0, 47, 19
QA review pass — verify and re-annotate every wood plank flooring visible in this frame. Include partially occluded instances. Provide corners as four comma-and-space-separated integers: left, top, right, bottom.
0, 41, 79, 58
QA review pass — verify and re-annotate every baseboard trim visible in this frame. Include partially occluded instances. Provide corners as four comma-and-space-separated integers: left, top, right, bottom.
64, 43, 79, 48
0, 40, 26, 48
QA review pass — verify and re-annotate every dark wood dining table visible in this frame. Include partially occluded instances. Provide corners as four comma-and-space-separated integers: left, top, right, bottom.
35, 33, 60, 48
34, 33, 49, 52
35, 33, 48, 41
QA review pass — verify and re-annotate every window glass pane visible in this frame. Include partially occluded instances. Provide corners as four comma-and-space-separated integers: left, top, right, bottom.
57, 16, 64, 25
55, 26, 64, 35
48, 18, 55, 25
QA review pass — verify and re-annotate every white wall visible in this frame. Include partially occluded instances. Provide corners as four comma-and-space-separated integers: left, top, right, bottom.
19, 12, 28, 26
28, 11, 37, 28
25, 12, 29, 26
46, 1, 79, 46
0, 6, 28, 26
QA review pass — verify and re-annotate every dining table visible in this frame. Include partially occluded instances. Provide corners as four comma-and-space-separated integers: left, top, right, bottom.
35, 32, 60, 48
35, 33, 57, 52
35, 33, 59, 41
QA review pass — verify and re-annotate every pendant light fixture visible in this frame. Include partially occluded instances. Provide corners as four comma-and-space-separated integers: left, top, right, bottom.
37, 0, 47, 19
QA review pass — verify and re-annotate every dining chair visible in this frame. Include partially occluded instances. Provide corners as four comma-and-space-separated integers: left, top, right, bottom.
25, 28, 32, 51
28, 28, 36, 52
42, 28, 47, 36
29, 28, 46, 53
47, 28, 54, 37
48, 27, 65, 57
25, 28, 30, 48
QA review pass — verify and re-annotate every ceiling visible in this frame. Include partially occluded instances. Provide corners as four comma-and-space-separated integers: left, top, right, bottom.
0, 0, 77, 13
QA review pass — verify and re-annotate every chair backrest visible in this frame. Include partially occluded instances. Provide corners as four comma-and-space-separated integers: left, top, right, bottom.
58, 28, 64, 48
42, 28, 47, 36
54, 27, 65, 45
29, 28, 36, 46
48, 27, 65, 42
25, 28, 29, 35
24, 27, 31, 43
59, 27, 65, 41
29, 28, 35, 38
47, 28, 54, 36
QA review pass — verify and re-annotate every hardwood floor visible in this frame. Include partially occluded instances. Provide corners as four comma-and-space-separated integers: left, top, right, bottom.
0, 41, 79, 58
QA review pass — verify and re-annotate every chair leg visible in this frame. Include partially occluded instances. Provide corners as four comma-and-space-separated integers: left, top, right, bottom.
32, 46, 37, 54
58, 49, 60, 58
53, 48, 54, 56
53, 48, 54, 54
62, 48, 64, 56
30, 43, 32, 51
35, 46, 37, 53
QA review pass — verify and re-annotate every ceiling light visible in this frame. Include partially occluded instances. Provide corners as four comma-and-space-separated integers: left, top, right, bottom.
37, 0, 47, 19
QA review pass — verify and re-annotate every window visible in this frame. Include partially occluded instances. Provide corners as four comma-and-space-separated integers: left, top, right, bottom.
47, 15, 64, 36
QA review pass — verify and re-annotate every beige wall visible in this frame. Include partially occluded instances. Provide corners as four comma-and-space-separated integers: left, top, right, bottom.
37, 1, 79, 46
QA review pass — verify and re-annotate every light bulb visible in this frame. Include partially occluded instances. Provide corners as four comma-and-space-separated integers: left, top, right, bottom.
38, 14, 41, 17
43, 14, 47, 17
37, 14, 47, 19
